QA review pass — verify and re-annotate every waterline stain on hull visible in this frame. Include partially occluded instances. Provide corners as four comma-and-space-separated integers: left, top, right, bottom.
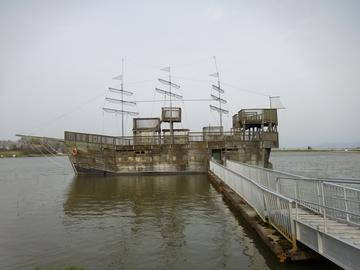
75, 165, 207, 176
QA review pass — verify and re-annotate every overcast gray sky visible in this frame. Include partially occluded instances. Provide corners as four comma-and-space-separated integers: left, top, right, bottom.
1, 0, 359, 147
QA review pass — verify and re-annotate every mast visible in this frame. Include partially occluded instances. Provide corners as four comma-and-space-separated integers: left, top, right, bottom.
121, 58, 124, 137
103, 58, 138, 137
168, 67, 173, 136
209, 56, 228, 132
156, 66, 182, 139
214, 56, 222, 127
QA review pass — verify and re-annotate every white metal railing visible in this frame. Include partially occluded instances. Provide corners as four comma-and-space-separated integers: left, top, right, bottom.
278, 177, 360, 226
209, 160, 296, 246
214, 159, 360, 269
226, 159, 306, 190
226, 160, 360, 226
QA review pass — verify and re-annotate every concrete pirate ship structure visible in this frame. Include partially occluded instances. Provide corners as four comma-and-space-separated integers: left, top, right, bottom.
64, 62, 279, 175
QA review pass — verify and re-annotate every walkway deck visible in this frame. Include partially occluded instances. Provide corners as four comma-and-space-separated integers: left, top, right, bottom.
296, 208, 360, 246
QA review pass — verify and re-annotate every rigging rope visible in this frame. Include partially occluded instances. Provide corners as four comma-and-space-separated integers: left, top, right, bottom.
27, 143, 68, 170
20, 93, 104, 136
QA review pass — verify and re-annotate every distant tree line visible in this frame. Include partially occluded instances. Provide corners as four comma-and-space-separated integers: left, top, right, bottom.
0, 138, 65, 155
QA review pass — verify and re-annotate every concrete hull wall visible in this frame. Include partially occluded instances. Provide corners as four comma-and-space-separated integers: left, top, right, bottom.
66, 141, 271, 174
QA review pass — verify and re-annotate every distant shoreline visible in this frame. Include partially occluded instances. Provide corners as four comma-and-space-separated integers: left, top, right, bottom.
0, 150, 67, 158
273, 148, 360, 153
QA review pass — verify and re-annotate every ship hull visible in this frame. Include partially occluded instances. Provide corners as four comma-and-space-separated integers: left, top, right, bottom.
65, 131, 276, 175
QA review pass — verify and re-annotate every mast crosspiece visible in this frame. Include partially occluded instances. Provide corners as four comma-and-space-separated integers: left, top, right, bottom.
105, 98, 136, 106
158, 78, 181, 89
211, 84, 225, 94
108, 87, 133, 96
210, 94, 227, 104
103, 107, 139, 116
155, 88, 183, 99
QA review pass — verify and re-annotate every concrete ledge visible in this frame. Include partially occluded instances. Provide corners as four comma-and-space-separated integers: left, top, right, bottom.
207, 170, 319, 262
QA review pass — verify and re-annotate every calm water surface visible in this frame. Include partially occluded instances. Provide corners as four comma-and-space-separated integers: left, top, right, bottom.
0, 155, 346, 270
271, 151, 360, 178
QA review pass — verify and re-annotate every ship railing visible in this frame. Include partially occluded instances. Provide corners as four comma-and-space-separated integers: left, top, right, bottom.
225, 159, 360, 226
237, 109, 278, 124
209, 159, 297, 247
65, 130, 273, 146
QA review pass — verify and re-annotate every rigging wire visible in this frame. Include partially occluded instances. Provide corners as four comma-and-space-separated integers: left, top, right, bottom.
20, 93, 104, 136
134, 99, 213, 103
124, 57, 211, 72
18, 61, 274, 151
20, 59, 272, 133
20, 77, 157, 137
124, 79, 154, 85
150, 83, 157, 116
172, 75, 271, 97
220, 82, 270, 97
39, 142, 67, 165
27, 143, 68, 170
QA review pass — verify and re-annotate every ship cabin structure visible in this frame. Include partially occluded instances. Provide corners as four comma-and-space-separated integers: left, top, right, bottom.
232, 108, 278, 148
64, 107, 279, 175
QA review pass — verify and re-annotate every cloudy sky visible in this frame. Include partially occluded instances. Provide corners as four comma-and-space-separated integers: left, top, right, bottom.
1, 0, 359, 147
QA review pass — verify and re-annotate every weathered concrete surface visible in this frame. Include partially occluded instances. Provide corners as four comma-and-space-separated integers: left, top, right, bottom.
66, 139, 272, 174
207, 171, 319, 262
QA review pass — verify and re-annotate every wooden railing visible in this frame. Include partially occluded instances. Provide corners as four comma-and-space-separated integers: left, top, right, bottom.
64, 130, 278, 146
238, 109, 278, 124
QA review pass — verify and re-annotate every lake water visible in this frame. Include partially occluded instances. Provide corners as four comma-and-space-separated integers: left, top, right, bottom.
271, 151, 360, 178
1, 153, 356, 270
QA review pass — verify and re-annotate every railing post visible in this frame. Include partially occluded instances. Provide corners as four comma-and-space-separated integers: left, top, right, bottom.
321, 182, 327, 233
316, 182, 322, 213
263, 192, 267, 218
276, 177, 280, 194
240, 171, 244, 195
266, 172, 270, 189
295, 180, 299, 201
276, 177, 281, 209
343, 185, 350, 222
288, 201, 297, 250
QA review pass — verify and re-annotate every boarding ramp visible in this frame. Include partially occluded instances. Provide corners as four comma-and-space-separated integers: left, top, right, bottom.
209, 160, 360, 270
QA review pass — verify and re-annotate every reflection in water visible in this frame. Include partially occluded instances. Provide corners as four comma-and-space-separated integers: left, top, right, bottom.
64, 174, 212, 215
0, 157, 342, 270
63, 174, 244, 269
62, 174, 340, 270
